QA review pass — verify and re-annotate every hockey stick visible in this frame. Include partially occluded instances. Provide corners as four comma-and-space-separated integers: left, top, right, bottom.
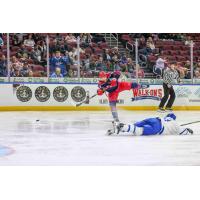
76, 94, 97, 107
180, 120, 200, 126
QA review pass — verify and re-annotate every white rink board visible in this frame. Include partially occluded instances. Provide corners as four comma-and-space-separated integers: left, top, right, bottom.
0, 83, 200, 107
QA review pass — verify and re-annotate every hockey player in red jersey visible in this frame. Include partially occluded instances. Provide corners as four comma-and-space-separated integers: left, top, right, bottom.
97, 71, 149, 124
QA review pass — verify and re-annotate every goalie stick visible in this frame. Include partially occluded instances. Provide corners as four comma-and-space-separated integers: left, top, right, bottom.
180, 120, 200, 126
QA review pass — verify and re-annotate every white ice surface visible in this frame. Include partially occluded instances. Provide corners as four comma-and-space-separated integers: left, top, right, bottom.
0, 110, 199, 165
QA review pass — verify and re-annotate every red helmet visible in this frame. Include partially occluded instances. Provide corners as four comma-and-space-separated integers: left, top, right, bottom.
99, 71, 107, 78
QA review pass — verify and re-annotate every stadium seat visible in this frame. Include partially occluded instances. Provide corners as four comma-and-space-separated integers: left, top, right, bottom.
99, 42, 108, 49
162, 45, 172, 50
85, 47, 92, 55
172, 46, 181, 50
94, 48, 103, 55
32, 65, 44, 71
121, 34, 131, 41
11, 46, 20, 51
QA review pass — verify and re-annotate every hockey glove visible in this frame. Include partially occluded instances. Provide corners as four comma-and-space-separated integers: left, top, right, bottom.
97, 88, 105, 96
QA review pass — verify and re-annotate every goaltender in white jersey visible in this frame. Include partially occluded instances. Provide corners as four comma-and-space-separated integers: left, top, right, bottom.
108, 113, 193, 136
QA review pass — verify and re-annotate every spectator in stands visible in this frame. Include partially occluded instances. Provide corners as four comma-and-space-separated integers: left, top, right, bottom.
86, 33, 92, 44
110, 47, 120, 58
38, 40, 47, 58
20, 62, 30, 77
146, 37, 156, 54
126, 58, 134, 73
12, 69, 23, 77
105, 60, 115, 72
176, 62, 188, 78
103, 49, 111, 61
17, 44, 29, 58
185, 35, 194, 46
24, 34, 35, 48
32, 34, 43, 44
82, 54, 90, 71
0, 36, 4, 46
13, 33, 26, 46
62, 51, 71, 71
55, 33, 63, 42
92, 34, 105, 43
10, 56, 23, 73
0, 55, 7, 77
194, 62, 200, 76
138, 35, 148, 55
155, 56, 167, 77
50, 67, 64, 78
57, 43, 66, 54
65, 33, 77, 43
20, 53, 29, 63
49, 40, 62, 54
95, 56, 107, 71
113, 60, 121, 71
69, 47, 77, 60
28, 70, 34, 77
84, 56, 96, 72
151, 33, 159, 41
50, 51, 67, 76
71, 55, 79, 68
119, 55, 128, 72
184, 60, 191, 70
194, 69, 200, 79
80, 33, 92, 47
31, 45, 42, 63
70, 55, 81, 77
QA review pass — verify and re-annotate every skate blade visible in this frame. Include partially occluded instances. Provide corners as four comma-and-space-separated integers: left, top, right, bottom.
165, 110, 173, 112
157, 110, 166, 113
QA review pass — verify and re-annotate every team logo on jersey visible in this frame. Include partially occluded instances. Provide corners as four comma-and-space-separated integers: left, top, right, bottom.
53, 86, 68, 102
131, 88, 162, 101
16, 86, 32, 102
35, 86, 50, 102
71, 86, 86, 102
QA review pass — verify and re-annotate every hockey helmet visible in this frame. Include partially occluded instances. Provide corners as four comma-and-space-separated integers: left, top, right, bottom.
99, 71, 109, 79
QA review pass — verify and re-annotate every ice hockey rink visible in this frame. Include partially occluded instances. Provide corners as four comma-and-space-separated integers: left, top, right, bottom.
0, 110, 199, 166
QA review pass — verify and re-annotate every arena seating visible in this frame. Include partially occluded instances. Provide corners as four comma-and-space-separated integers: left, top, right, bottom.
1, 33, 200, 79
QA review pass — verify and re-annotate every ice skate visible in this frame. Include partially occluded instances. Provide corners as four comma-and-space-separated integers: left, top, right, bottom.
157, 107, 165, 113
116, 123, 125, 134
107, 121, 121, 135
165, 107, 173, 112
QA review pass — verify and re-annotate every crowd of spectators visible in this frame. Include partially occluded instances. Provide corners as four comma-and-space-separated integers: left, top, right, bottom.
0, 33, 7, 76
48, 33, 137, 78
120, 33, 200, 79
0, 33, 47, 77
1, 33, 200, 79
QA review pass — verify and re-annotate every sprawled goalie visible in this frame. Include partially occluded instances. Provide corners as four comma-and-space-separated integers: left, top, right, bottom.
108, 113, 193, 136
